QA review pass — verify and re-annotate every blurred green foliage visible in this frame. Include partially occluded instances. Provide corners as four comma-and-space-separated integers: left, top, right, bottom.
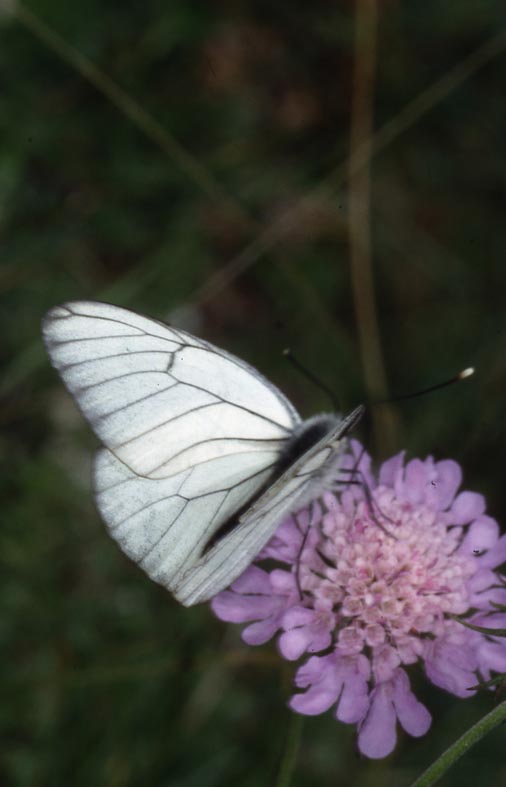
1, 2, 506, 785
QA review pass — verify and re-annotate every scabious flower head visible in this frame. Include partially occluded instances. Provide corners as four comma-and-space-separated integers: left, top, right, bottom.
211, 442, 506, 758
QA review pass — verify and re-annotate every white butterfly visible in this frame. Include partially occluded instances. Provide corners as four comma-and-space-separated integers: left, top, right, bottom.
42, 301, 363, 606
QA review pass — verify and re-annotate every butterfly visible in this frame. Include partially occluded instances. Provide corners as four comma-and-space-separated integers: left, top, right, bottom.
42, 301, 363, 605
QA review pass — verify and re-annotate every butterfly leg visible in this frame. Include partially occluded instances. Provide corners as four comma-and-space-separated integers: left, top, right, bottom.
334, 464, 397, 537
293, 503, 323, 601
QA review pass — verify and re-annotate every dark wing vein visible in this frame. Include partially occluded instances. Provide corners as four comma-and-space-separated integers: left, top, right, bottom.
45, 333, 145, 346
58, 349, 180, 371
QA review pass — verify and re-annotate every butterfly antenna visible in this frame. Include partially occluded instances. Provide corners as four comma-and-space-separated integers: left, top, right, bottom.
283, 348, 341, 411
374, 367, 475, 405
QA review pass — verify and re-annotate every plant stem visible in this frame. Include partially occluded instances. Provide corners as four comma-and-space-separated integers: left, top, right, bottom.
411, 700, 506, 787
275, 713, 304, 787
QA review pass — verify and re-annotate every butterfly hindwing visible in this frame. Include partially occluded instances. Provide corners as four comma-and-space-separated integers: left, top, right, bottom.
93, 446, 278, 596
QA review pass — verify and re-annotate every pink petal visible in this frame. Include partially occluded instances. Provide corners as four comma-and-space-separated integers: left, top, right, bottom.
260, 516, 302, 561
278, 513, 301, 536
282, 606, 316, 628
478, 533, 506, 569
470, 586, 506, 608
260, 539, 297, 563
270, 569, 297, 593
424, 641, 477, 698
290, 655, 343, 715
478, 641, 506, 674
231, 565, 272, 594
358, 684, 397, 759
459, 516, 500, 556
471, 612, 506, 631
211, 591, 279, 623
279, 628, 312, 661
428, 460, 462, 510
379, 451, 405, 487
448, 491, 486, 525
468, 575, 506, 608
308, 628, 332, 654
290, 673, 338, 715
289, 685, 338, 716
372, 645, 401, 683
467, 568, 498, 594
335, 657, 371, 723
392, 669, 431, 737
400, 459, 427, 504
242, 617, 280, 645
293, 654, 330, 688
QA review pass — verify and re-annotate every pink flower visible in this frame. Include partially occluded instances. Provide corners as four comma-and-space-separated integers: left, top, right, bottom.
211, 442, 506, 758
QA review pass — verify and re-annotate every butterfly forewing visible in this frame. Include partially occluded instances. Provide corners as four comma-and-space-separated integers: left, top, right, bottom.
42, 301, 300, 480
42, 300, 314, 603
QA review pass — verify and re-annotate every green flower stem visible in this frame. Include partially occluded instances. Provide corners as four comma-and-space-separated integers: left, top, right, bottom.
275, 714, 304, 787
411, 700, 506, 787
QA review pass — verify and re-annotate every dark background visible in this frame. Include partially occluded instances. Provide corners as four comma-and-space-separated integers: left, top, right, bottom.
2, 2, 506, 785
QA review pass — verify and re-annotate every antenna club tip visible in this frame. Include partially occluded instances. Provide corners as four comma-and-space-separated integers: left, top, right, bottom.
459, 367, 475, 380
